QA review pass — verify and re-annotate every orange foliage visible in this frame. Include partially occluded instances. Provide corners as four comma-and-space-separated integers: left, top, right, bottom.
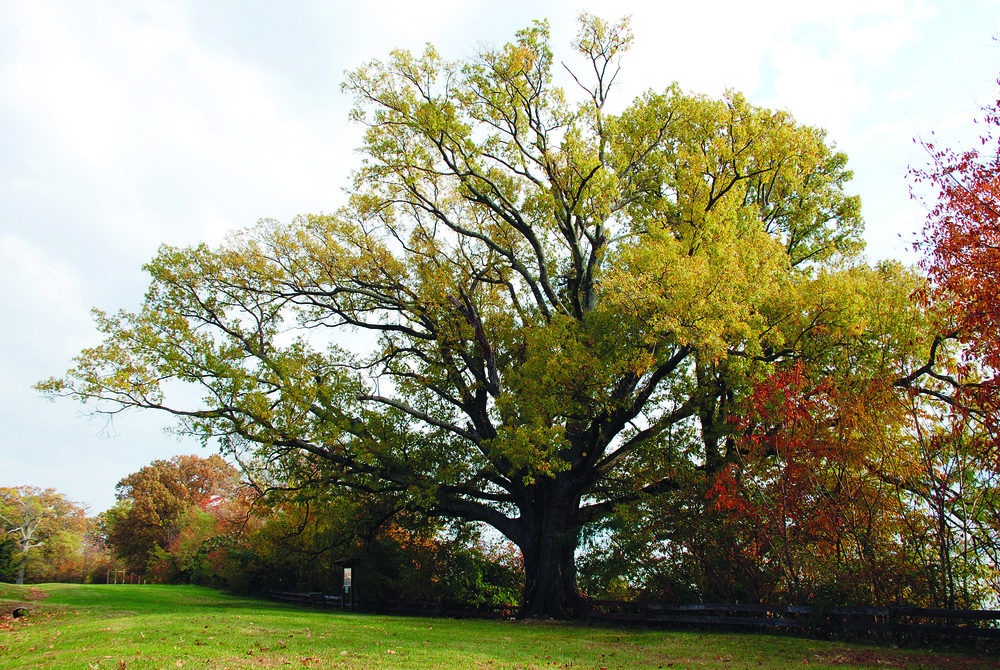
702, 363, 924, 603
912, 78, 1000, 373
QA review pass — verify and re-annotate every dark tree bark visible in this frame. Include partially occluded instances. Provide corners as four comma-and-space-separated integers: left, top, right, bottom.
514, 476, 588, 619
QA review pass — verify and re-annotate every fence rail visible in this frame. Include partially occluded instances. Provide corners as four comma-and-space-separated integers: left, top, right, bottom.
269, 591, 346, 607
266, 591, 1000, 638
587, 600, 1000, 638
266, 591, 515, 619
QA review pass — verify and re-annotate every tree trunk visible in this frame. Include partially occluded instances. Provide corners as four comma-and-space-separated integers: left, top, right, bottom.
15, 545, 28, 585
514, 478, 588, 619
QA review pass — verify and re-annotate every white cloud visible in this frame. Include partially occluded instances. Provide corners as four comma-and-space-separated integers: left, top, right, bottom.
838, 3, 933, 64
768, 39, 871, 137
758, 1, 936, 139
0, 235, 91, 356
1, 0, 355, 256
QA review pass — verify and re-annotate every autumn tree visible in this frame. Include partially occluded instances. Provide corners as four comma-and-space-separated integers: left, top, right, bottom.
577, 262, 953, 606
39, 16, 944, 617
911, 81, 1000, 374
905, 74, 1000, 604
0, 486, 87, 585
105, 454, 241, 575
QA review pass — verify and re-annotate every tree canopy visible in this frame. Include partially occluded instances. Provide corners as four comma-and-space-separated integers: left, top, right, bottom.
0, 486, 88, 585
39, 15, 948, 617
104, 454, 241, 575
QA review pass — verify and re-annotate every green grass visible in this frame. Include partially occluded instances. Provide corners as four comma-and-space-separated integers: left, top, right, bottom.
0, 583, 995, 669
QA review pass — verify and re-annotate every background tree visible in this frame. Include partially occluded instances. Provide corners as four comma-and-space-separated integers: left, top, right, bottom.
0, 537, 17, 583
105, 454, 241, 576
40, 16, 945, 617
911, 81, 1000, 374
0, 486, 88, 585
578, 262, 964, 607
77, 516, 113, 584
905, 74, 1000, 605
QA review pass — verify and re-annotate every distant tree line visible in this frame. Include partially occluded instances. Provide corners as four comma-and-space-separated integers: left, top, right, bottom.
1, 455, 523, 609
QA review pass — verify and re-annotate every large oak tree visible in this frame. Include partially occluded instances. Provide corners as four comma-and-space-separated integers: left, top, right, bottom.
40, 16, 937, 617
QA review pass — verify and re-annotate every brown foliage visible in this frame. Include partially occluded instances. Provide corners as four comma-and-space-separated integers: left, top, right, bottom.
106, 454, 241, 574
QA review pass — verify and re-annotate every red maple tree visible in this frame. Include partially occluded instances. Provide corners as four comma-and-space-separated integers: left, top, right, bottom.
911, 80, 1000, 372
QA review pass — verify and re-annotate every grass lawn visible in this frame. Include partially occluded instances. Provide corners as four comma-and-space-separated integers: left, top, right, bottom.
0, 583, 996, 669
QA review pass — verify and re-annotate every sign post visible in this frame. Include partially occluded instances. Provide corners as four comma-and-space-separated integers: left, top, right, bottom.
343, 567, 352, 611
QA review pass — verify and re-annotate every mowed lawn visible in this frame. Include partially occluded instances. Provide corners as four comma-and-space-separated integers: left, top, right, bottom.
0, 584, 996, 669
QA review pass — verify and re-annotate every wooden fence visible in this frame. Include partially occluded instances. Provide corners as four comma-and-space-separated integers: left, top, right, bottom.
269, 591, 348, 607
587, 600, 1000, 638
267, 591, 1000, 638
267, 591, 515, 619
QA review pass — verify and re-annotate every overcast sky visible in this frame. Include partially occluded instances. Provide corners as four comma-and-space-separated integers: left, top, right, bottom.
2, 0, 998, 514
